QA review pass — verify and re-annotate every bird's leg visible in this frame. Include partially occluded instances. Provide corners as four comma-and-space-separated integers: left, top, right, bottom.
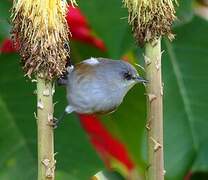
53, 105, 74, 129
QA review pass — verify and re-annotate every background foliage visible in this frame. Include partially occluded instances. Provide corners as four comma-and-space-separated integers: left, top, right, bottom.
0, 0, 208, 179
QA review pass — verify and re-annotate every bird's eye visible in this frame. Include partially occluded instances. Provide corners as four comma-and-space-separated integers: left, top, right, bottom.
123, 72, 132, 80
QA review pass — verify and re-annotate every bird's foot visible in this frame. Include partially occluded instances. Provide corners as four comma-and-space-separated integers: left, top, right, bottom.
48, 117, 59, 129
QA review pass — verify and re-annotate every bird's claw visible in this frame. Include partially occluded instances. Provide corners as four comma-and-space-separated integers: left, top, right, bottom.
48, 117, 59, 129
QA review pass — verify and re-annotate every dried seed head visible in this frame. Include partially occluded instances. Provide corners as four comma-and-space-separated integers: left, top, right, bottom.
123, 0, 176, 45
11, 0, 77, 80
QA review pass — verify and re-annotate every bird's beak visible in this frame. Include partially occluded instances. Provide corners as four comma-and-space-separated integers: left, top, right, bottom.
136, 76, 148, 83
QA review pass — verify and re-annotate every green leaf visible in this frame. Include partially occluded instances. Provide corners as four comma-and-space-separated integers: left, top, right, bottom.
0, 54, 104, 179
71, 41, 107, 62
163, 16, 208, 179
191, 172, 208, 180
92, 170, 125, 180
175, 0, 194, 26
192, 144, 208, 172
0, 96, 36, 180
0, 0, 12, 38
79, 0, 134, 59
56, 171, 80, 180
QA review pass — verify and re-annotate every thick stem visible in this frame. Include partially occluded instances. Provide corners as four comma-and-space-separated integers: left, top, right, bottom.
145, 39, 164, 180
37, 76, 55, 180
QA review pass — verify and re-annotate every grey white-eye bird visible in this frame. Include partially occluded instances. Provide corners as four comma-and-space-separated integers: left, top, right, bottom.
58, 57, 147, 116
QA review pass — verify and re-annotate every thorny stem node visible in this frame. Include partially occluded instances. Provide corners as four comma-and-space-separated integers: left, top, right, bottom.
145, 40, 164, 180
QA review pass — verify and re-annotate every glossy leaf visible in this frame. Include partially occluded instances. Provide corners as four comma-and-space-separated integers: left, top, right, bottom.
163, 16, 208, 179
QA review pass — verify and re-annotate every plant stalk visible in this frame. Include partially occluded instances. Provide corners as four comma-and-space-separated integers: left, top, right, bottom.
37, 76, 55, 180
145, 39, 164, 180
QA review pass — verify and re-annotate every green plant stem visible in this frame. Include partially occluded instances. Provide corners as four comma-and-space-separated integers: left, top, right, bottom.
37, 76, 55, 180
145, 39, 164, 180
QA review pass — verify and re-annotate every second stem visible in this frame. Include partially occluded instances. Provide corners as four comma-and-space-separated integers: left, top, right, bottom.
145, 39, 164, 180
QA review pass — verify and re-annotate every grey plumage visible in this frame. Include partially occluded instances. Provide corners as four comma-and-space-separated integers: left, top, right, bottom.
64, 57, 146, 114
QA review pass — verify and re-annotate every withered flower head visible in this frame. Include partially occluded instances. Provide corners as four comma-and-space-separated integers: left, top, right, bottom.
12, 0, 77, 80
123, 0, 176, 45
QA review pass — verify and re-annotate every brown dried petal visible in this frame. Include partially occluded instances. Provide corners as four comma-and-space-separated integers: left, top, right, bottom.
11, 0, 71, 80
124, 0, 176, 45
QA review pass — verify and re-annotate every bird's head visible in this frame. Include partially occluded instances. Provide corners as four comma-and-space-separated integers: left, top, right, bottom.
114, 60, 147, 89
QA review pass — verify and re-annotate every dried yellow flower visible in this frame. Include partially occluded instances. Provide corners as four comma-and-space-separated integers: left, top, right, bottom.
12, 0, 77, 79
123, 0, 176, 45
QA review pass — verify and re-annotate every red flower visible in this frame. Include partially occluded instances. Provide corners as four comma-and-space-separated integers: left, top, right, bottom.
184, 172, 192, 180
79, 114, 135, 171
0, 39, 16, 53
67, 6, 89, 28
